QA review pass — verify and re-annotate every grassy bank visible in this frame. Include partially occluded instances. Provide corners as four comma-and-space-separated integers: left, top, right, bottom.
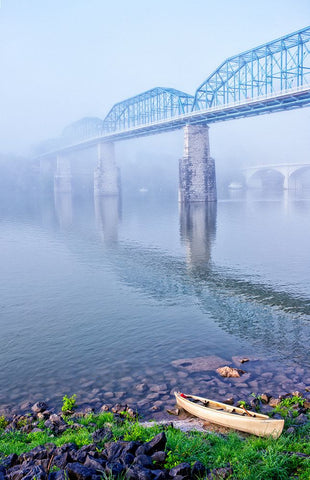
1, 408, 310, 480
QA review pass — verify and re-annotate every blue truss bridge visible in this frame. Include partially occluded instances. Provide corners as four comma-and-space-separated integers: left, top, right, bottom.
38, 25, 310, 155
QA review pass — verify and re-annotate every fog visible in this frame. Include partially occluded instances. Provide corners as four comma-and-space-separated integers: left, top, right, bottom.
0, 0, 310, 186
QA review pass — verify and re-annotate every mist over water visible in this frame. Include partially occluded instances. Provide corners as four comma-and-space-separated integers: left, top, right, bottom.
0, 172, 309, 410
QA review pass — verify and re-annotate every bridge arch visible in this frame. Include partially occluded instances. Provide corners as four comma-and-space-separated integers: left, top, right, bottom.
289, 165, 310, 189
246, 168, 284, 189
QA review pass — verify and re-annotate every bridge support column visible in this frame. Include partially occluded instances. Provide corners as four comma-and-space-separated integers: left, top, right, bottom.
54, 154, 72, 193
94, 142, 119, 196
179, 124, 216, 202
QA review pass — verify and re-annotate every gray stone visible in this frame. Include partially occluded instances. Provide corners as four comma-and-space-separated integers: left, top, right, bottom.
31, 402, 48, 414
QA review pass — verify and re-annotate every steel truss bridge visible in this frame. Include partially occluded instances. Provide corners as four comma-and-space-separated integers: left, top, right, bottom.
38, 26, 310, 155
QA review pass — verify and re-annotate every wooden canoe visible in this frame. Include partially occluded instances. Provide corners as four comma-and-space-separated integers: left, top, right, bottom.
174, 392, 284, 438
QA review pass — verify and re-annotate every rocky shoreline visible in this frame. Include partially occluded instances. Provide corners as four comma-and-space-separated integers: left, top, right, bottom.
0, 387, 310, 480
1, 354, 309, 423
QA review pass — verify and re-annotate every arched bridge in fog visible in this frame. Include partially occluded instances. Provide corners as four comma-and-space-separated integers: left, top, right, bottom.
243, 163, 310, 189
38, 26, 310, 202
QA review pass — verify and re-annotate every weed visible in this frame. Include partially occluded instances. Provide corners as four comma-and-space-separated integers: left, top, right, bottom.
0, 416, 8, 429
61, 394, 77, 413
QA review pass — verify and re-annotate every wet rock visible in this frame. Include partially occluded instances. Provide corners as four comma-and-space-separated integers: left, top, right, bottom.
224, 397, 234, 405
239, 358, 249, 364
31, 402, 48, 414
305, 386, 310, 392
169, 462, 191, 477
172, 356, 229, 373
216, 367, 245, 378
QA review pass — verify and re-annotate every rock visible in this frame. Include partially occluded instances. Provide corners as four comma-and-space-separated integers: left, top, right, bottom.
65, 463, 95, 480
207, 465, 233, 479
305, 386, 310, 392
133, 454, 153, 468
21, 446, 48, 462
53, 453, 71, 469
239, 358, 249, 364
172, 356, 230, 372
151, 451, 166, 466
136, 384, 148, 392
169, 462, 191, 477
192, 461, 206, 479
104, 462, 124, 477
0, 453, 18, 468
83, 456, 105, 472
143, 432, 167, 455
126, 465, 153, 480
224, 397, 234, 405
216, 366, 245, 378
286, 427, 296, 435
291, 391, 303, 397
48, 471, 67, 480
268, 397, 281, 407
295, 414, 308, 425
120, 453, 135, 467
31, 402, 48, 414
260, 393, 271, 404
100, 404, 110, 412
92, 427, 113, 443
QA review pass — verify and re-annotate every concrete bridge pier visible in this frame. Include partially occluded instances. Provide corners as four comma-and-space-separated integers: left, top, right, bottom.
179, 124, 217, 203
94, 141, 119, 196
54, 154, 72, 193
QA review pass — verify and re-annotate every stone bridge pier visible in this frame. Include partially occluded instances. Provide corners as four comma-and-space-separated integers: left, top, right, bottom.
179, 124, 217, 202
94, 142, 119, 196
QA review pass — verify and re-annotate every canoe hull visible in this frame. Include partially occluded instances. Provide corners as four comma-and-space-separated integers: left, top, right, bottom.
175, 393, 284, 438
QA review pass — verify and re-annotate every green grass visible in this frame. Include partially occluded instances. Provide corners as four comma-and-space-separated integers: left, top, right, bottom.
0, 412, 309, 479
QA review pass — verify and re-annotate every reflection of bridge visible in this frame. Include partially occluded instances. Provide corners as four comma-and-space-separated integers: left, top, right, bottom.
37, 27, 310, 202
243, 163, 310, 189
52, 191, 310, 363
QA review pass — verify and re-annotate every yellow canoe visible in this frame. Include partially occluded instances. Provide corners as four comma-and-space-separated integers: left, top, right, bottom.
174, 392, 284, 438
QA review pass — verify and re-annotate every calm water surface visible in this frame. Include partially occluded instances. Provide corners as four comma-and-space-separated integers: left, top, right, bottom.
0, 188, 310, 410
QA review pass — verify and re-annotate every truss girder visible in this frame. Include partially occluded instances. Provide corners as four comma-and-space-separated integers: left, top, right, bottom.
193, 26, 310, 109
102, 87, 194, 134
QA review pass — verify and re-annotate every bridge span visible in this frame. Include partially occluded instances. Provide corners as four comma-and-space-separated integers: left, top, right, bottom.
37, 26, 310, 202
243, 163, 310, 189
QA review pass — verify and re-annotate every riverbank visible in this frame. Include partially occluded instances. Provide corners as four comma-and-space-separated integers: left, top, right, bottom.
0, 391, 310, 480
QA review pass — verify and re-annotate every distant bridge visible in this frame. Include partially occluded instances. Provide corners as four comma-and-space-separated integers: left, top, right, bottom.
37, 26, 310, 202
243, 163, 310, 189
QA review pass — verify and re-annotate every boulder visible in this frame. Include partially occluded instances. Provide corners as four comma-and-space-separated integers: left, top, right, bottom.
31, 402, 48, 414
216, 366, 245, 378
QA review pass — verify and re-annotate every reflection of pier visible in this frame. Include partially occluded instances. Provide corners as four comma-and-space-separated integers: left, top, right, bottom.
94, 195, 121, 245
180, 202, 217, 265
54, 191, 72, 228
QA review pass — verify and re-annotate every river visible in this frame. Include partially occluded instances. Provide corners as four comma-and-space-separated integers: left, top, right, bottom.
0, 187, 309, 415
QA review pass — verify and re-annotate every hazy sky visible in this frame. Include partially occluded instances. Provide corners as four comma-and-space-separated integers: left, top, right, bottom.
1, 0, 310, 164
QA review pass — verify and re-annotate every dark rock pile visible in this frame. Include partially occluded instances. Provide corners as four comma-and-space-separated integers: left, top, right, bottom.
0, 430, 232, 480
